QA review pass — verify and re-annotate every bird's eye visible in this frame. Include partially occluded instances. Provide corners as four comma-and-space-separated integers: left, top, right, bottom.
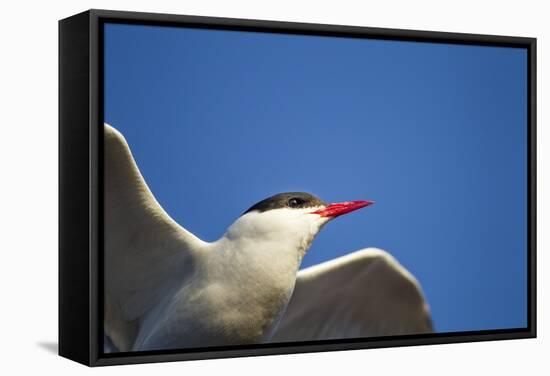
288, 197, 305, 208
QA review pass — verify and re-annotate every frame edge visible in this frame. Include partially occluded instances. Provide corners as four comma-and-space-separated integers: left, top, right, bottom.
58, 10, 93, 366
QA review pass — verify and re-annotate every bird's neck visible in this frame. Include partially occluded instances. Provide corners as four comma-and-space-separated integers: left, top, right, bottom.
204, 233, 310, 342
218, 232, 304, 285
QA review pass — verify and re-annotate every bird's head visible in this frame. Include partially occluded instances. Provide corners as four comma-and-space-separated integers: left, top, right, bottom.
225, 192, 374, 260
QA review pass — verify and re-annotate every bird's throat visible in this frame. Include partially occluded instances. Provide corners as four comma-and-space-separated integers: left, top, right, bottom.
204, 236, 305, 343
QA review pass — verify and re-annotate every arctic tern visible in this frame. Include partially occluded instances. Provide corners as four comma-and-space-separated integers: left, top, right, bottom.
103, 123, 432, 352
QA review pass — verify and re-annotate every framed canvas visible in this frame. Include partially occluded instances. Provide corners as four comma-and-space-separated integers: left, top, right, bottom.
59, 9, 537, 366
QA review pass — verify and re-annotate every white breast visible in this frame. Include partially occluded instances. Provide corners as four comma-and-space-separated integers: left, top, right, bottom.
132, 208, 327, 350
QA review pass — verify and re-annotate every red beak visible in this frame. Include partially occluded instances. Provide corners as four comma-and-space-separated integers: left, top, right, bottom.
312, 200, 374, 218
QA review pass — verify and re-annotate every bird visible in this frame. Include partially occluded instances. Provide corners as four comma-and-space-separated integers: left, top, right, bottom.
103, 123, 432, 352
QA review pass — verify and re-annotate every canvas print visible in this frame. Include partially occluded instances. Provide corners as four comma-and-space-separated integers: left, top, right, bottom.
102, 23, 528, 353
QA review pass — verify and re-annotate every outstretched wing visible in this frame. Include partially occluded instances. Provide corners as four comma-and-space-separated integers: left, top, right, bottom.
104, 123, 206, 352
270, 248, 432, 342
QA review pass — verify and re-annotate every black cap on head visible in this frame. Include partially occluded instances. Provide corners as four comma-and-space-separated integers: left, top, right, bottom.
243, 192, 327, 215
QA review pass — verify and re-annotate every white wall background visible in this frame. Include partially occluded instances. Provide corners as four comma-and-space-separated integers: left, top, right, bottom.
0, 0, 546, 374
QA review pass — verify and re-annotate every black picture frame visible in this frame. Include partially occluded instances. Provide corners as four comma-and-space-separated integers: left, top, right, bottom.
59, 9, 537, 367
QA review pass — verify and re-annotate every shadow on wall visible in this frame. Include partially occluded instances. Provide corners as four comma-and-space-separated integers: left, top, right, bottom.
37, 341, 58, 355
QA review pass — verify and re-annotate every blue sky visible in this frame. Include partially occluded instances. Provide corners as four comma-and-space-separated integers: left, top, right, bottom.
104, 23, 528, 334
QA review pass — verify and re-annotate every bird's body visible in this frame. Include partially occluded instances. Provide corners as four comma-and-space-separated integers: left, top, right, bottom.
133, 216, 310, 350
103, 123, 432, 352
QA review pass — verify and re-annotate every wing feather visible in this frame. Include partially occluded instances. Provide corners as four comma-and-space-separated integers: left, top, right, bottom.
271, 248, 432, 342
103, 123, 206, 351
